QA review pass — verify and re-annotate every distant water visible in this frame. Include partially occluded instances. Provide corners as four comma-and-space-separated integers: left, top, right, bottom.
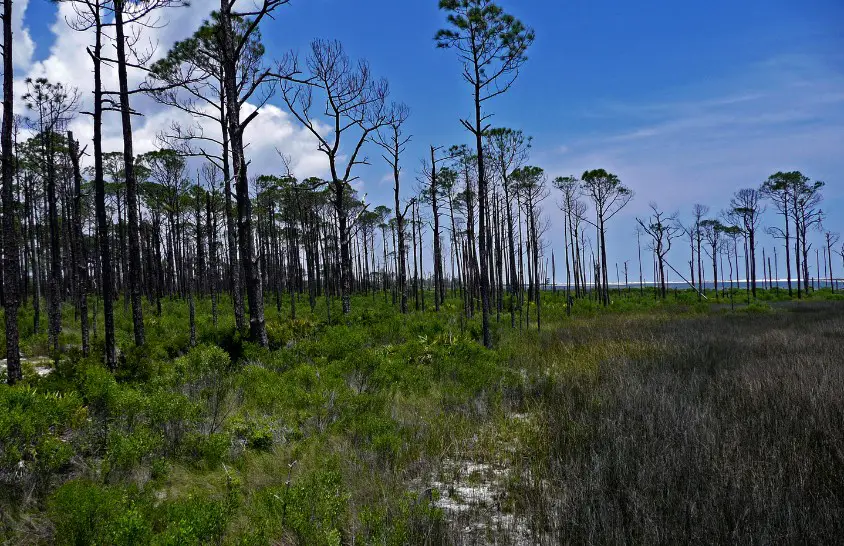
543, 279, 843, 291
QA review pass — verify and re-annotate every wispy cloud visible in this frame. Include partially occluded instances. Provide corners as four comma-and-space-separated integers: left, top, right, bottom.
536, 53, 844, 276
543, 54, 844, 209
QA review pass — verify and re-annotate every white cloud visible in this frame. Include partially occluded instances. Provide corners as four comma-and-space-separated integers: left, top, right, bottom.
11, 0, 34, 69
18, 0, 329, 182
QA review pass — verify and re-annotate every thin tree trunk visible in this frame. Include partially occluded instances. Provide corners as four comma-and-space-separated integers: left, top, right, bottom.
472, 83, 491, 348
91, 13, 116, 369
220, 0, 266, 345
114, 0, 145, 345
43, 124, 62, 353
2, 0, 22, 383
430, 147, 444, 310
69, 132, 89, 355
220, 91, 244, 331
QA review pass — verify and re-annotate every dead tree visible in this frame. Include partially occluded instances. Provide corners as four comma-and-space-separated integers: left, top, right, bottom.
637, 203, 681, 299
375, 103, 412, 313
277, 39, 389, 315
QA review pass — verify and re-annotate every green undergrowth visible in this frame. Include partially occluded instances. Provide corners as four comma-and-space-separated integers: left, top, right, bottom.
1, 289, 841, 543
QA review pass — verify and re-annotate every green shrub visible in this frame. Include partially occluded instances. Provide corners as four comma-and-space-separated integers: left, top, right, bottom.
0, 385, 85, 494
20, 331, 50, 359
305, 325, 368, 361
237, 365, 286, 413
266, 317, 319, 349
340, 399, 406, 466
173, 345, 236, 434
182, 431, 230, 467
174, 344, 234, 385
145, 389, 198, 455
49, 481, 235, 546
49, 481, 152, 546
736, 301, 773, 314
104, 426, 163, 479
259, 467, 349, 546
117, 344, 167, 383
228, 414, 275, 451
78, 364, 199, 475
81, 365, 121, 415
153, 495, 231, 545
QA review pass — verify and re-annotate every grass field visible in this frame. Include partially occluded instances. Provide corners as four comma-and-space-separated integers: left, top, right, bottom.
2, 290, 842, 544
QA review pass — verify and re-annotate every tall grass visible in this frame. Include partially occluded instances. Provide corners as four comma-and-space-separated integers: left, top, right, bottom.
505, 302, 844, 544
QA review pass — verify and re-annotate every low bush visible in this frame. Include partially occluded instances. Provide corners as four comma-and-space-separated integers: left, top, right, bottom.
0, 385, 85, 501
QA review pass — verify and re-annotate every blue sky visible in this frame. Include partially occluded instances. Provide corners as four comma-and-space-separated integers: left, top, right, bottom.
18, 0, 844, 282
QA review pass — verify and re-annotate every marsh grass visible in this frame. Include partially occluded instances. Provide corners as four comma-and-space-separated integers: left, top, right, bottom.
502, 303, 844, 544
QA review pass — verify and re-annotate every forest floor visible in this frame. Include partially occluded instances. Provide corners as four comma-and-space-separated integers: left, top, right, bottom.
1, 289, 843, 544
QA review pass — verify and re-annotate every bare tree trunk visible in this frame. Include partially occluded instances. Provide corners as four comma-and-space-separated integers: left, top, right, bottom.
599, 217, 610, 306
503, 184, 518, 329
2, 0, 22, 383
749, 228, 757, 297
44, 125, 62, 353
417, 200, 425, 312
335, 184, 353, 315
69, 132, 89, 355
827, 237, 836, 293
220, 94, 244, 331
472, 86, 491, 348
188, 280, 196, 347
781, 205, 793, 297
430, 147, 444, 310
26, 179, 41, 333
801, 226, 810, 294
92, 14, 116, 369
220, 0, 266, 345
114, 0, 145, 346
207, 191, 219, 327
411, 200, 420, 312
712, 246, 719, 300
530, 200, 541, 330
794, 224, 802, 299
696, 232, 704, 298
564, 207, 572, 315
195, 191, 206, 297
116, 193, 127, 312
